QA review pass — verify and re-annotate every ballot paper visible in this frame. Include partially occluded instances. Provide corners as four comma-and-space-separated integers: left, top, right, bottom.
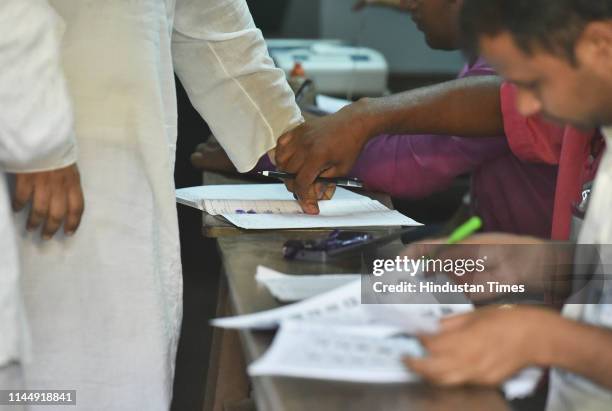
212, 278, 473, 334
255, 266, 361, 302
216, 269, 540, 399
175, 184, 420, 230
249, 321, 425, 383
249, 321, 542, 400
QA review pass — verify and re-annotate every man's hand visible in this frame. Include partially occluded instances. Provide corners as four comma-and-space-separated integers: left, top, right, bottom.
275, 101, 372, 214
402, 233, 572, 302
404, 306, 557, 386
12, 164, 84, 239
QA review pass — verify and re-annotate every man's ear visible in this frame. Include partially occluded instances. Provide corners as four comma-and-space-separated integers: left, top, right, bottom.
576, 21, 612, 70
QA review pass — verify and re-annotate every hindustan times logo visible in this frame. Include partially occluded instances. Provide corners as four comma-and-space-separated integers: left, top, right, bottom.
372, 256, 487, 277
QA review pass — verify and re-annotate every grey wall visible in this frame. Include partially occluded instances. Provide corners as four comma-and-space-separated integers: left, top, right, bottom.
261, 0, 465, 75
279, 0, 321, 38
318, 0, 464, 75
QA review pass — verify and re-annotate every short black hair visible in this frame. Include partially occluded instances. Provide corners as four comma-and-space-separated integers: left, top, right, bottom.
460, 0, 612, 63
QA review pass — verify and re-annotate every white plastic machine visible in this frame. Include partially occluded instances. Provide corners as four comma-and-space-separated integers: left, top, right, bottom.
267, 39, 389, 97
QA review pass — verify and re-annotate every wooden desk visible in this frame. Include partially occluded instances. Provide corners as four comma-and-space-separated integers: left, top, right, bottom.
197, 170, 508, 411
214, 232, 511, 411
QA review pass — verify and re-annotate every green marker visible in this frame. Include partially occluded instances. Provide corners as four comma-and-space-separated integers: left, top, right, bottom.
419, 216, 483, 278
446, 216, 483, 245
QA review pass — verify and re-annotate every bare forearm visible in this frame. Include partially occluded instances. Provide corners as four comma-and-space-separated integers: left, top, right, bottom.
356, 76, 504, 144
538, 315, 612, 389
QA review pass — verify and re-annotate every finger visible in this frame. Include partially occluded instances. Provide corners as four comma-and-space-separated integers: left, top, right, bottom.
314, 183, 332, 200
194, 142, 208, 152
319, 183, 336, 200
297, 185, 320, 215
276, 146, 304, 173
283, 179, 296, 193
190, 151, 207, 168
12, 175, 34, 211
293, 164, 328, 212
276, 129, 295, 147
439, 313, 473, 332
316, 168, 339, 200
64, 180, 85, 236
291, 162, 327, 215
42, 188, 67, 240
27, 181, 51, 231
274, 130, 298, 168
404, 356, 468, 386
283, 180, 303, 202
417, 333, 460, 355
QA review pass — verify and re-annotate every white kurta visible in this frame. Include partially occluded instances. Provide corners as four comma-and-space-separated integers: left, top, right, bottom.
546, 127, 612, 411
17, 1, 302, 409
0, 0, 76, 382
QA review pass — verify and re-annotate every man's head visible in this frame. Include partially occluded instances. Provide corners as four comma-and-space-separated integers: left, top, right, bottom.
405, 0, 463, 50
461, 0, 612, 128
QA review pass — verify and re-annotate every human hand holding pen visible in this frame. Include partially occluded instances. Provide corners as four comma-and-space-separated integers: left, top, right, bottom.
402, 232, 572, 302
275, 102, 374, 214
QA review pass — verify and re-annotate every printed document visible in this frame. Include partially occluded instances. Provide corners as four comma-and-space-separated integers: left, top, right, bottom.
176, 184, 421, 229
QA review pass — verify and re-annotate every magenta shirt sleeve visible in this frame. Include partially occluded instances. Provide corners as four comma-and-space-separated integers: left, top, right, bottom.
253, 133, 508, 199
349, 134, 509, 199
347, 58, 507, 199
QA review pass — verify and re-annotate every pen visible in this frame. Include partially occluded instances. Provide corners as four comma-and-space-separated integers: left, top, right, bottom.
446, 216, 483, 245
425, 216, 483, 260
258, 170, 364, 189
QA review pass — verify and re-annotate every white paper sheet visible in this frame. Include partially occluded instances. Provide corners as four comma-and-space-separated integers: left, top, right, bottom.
255, 266, 361, 302
249, 321, 425, 383
249, 321, 542, 399
316, 94, 352, 114
212, 279, 473, 334
177, 184, 364, 210
176, 184, 421, 229
203, 199, 302, 216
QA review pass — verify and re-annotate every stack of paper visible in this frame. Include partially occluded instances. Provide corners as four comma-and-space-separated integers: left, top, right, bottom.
212, 277, 472, 334
249, 321, 425, 383
176, 184, 421, 230
213, 268, 541, 399
249, 320, 541, 399
255, 266, 360, 302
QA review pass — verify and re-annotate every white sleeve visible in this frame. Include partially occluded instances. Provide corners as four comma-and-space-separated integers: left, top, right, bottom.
0, 0, 77, 173
172, 0, 303, 172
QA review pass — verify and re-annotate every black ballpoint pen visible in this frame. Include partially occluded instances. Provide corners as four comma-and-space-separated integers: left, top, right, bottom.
258, 170, 364, 189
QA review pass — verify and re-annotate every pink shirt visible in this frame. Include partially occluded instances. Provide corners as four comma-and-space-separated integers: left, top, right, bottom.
499, 82, 602, 240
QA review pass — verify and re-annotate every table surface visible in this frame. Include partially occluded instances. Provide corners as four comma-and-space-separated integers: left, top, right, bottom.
217, 231, 511, 411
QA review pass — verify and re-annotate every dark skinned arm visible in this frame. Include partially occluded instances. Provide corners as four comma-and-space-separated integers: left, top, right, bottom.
275, 75, 504, 214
